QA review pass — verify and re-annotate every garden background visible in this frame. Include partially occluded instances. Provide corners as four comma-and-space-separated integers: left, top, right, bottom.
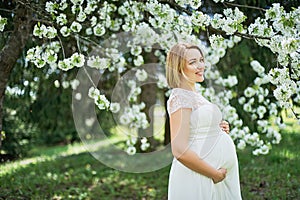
0, 0, 300, 199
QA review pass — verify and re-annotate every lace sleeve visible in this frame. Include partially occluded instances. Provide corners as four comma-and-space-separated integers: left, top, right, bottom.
167, 94, 193, 115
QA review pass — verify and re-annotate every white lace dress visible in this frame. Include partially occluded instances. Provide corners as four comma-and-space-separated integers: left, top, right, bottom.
167, 88, 242, 200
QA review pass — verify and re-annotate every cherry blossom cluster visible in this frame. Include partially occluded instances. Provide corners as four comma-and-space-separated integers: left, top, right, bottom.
126, 136, 151, 155
24, 0, 300, 155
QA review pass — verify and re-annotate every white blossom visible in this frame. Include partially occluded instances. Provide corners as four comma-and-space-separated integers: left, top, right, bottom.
126, 146, 136, 155
238, 97, 246, 105
56, 14, 67, 25
58, 58, 74, 71
191, 11, 210, 27
141, 142, 150, 151
70, 21, 82, 32
33, 24, 48, 38
157, 74, 168, 89
109, 102, 120, 113
86, 28, 93, 35
77, 11, 87, 22
133, 55, 144, 66
257, 106, 267, 119
120, 115, 131, 125
33, 58, 46, 68
59, 0, 68, 10
244, 87, 256, 98
130, 46, 142, 56
70, 0, 84, 5
209, 35, 224, 49
70, 53, 85, 67
93, 24, 106, 36
62, 81, 70, 89
88, 87, 110, 110
54, 80, 60, 88
60, 26, 71, 37
45, 2, 57, 14
94, 94, 110, 110
250, 60, 265, 74
237, 140, 246, 150
90, 16, 97, 27
87, 56, 110, 70
70, 79, 80, 90
42, 50, 57, 64
75, 93, 82, 100
135, 69, 148, 81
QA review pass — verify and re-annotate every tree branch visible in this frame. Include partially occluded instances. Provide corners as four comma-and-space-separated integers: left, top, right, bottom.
16, 0, 52, 21
158, 0, 271, 40
291, 107, 300, 120
223, 2, 267, 12
0, 8, 16, 13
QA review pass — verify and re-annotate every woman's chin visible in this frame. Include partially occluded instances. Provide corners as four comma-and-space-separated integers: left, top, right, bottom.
197, 77, 204, 82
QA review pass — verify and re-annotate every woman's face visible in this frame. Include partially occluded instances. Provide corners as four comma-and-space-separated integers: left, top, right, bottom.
182, 48, 205, 83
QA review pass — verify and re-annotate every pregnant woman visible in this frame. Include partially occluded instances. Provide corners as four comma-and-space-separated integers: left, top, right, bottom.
166, 43, 242, 199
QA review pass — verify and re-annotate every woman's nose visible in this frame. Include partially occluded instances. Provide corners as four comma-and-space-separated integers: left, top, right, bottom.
196, 62, 205, 69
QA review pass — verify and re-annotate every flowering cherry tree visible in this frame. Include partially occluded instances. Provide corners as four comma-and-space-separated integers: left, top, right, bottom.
1, 0, 299, 156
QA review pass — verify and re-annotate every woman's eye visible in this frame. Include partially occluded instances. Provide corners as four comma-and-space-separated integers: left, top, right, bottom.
190, 60, 204, 65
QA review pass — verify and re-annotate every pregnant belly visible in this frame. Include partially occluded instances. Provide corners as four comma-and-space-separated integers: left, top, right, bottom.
190, 132, 237, 170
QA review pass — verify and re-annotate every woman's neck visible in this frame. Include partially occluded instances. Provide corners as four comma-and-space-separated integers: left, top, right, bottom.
179, 79, 195, 92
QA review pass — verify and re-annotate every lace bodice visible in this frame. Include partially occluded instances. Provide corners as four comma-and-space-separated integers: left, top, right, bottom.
167, 88, 223, 137
167, 88, 209, 114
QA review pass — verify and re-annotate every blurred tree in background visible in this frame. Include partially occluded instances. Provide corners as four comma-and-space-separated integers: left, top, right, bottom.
0, 0, 299, 160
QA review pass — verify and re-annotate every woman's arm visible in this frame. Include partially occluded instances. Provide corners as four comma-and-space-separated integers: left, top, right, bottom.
170, 108, 227, 183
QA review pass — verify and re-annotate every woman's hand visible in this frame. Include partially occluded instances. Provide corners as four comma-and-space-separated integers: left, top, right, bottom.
219, 120, 230, 134
212, 168, 227, 184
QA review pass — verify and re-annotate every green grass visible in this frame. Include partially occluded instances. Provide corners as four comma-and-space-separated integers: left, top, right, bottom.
239, 131, 300, 199
1, 125, 300, 199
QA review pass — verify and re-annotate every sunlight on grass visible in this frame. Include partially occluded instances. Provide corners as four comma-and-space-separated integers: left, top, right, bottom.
277, 149, 298, 159
0, 133, 132, 177
0, 142, 89, 177
282, 108, 300, 127
1, 107, 299, 199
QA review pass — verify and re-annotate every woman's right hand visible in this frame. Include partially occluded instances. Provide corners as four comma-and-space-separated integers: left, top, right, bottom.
212, 168, 227, 184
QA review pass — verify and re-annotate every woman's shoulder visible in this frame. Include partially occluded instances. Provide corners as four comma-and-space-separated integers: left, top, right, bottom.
169, 88, 201, 99
167, 88, 208, 114
168, 88, 209, 106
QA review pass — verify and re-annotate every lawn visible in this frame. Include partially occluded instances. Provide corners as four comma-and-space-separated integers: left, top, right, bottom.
1, 121, 300, 199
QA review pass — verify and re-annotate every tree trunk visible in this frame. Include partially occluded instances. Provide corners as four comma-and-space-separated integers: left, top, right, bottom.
164, 93, 170, 145
138, 82, 157, 140
0, 4, 32, 148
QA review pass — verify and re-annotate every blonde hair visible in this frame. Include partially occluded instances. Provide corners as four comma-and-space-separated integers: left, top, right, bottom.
166, 43, 203, 88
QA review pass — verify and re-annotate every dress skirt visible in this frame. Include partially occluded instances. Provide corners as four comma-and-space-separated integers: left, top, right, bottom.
168, 132, 242, 200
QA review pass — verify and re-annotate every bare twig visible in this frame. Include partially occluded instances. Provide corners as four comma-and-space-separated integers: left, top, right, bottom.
223, 2, 266, 12
75, 34, 101, 89
0, 8, 16, 13
57, 35, 66, 59
291, 107, 300, 120
31, 18, 54, 26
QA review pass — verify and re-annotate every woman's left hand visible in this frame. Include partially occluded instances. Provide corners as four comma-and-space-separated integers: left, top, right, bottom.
220, 120, 230, 134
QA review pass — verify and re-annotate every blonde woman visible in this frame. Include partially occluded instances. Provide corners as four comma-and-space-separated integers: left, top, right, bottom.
166, 43, 242, 199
